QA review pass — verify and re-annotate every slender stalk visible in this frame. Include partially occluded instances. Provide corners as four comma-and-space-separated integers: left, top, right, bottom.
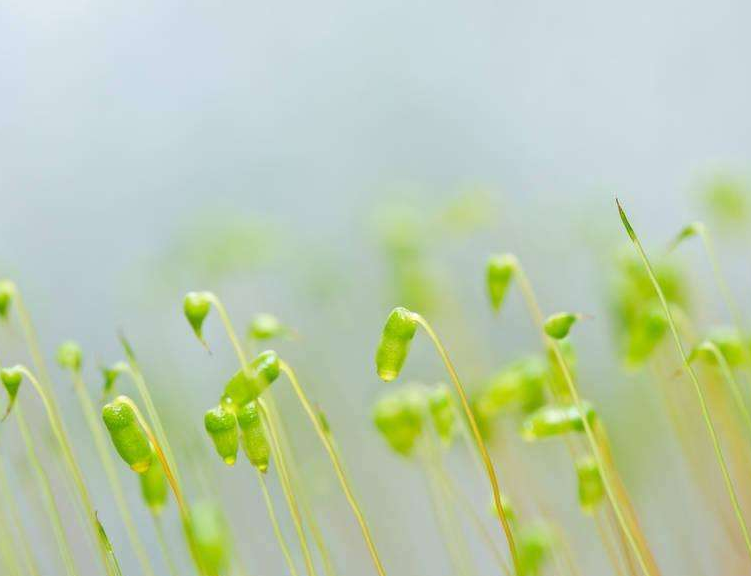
410, 314, 520, 575
618, 199, 751, 562
257, 469, 301, 576
0, 459, 41, 576
511, 263, 657, 576
205, 293, 250, 374
15, 366, 116, 575
69, 368, 157, 576
0, 501, 22, 576
259, 398, 318, 576
279, 361, 387, 576
14, 407, 79, 576
154, 514, 181, 576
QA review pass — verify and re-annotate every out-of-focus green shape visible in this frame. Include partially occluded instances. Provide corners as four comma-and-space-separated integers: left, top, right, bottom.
427, 384, 456, 445
140, 451, 168, 514
517, 523, 555, 576
520, 402, 597, 441
691, 327, 750, 368
611, 252, 689, 367
437, 188, 497, 234
700, 173, 750, 228
373, 386, 425, 457
576, 456, 604, 514
190, 501, 231, 575
547, 339, 577, 400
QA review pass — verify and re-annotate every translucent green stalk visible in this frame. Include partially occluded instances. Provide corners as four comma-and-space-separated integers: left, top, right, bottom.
15, 407, 78, 576
618, 198, 751, 563
498, 258, 657, 576
257, 469, 300, 576
3, 365, 116, 575
154, 515, 181, 576
259, 398, 318, 576
66, 366, 157, 576
279, 361, 388, 576
0, 459, 41, 576
408, 315, 520, 575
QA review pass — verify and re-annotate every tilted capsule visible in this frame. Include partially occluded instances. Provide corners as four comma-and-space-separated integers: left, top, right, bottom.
221, 350, 280, 410
102, 397, 153, 473
576, 456, 604, 514
543, 313, 578, 340
56, 341, 83, 372
428, 384, 455, 444
375, 307, 418, 382
183, 291, 211, 342
204, 406, 239, 466
1, 366, 23, 419
486, 254, 517, 312
236, 402, 270, 473
139, 450, 168, 513
520, 402, 596, 442
190, 501, 231, 575
373, 387, 425, 457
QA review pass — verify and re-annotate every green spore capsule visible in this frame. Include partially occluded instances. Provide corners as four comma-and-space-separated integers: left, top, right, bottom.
692, 327, 748, 368
486, 254, 517, 312
56, 341, 83, 372
220, 350, 280, 410
520, 403, 596, 442
543, 313, 579, 340
0, 281, 14, 319
236, 402, 270, 473
373, 387, 425, 457
248, 313, 284, 341
102, 397, 153, 473
183, 291, 211, 343
518, 523, 555, 576
1, 366, 23, 419
139, 450, 168, 514
190, 501, 231, 575
428, 384, 455, 444
375, 307, 418, 382
204, 406, 239, 466
576, 456, 604, 514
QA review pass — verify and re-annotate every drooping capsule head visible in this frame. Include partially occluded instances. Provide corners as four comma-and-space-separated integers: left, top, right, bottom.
139, 451, 168, 514
373, 387, 425, 457
0, 281, 14, 320
248, 314, 286, 341
486, 254, 517, 312
220, 350, 280, 411
183, 292, 212, 343
544, 313, 579, 340
236, 402, 270, 473
204, 406, 239, 466
375, 307, 418, 382
576, 456, 604, 514
56, 341, 83, 372
102, 397, 153, 473
190, 501, 231, 575
520, 402, 597, 442
428, 384, 456, 445
1, 366, 23, 419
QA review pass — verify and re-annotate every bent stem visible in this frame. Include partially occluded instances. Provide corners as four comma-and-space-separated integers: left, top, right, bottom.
410, 314, 520, 575
618, 199, 751, 562
69, 368, 156, 576
204, 293, 250, 374
257, 469, 301, 576
15, 366, 116, 576
279, 361, 387, 576
700, 342, 751, 437
511, 262, 657, 576
259, 399, 318, 576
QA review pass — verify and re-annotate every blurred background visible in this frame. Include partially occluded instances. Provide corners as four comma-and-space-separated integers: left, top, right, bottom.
2, 1, 751, 575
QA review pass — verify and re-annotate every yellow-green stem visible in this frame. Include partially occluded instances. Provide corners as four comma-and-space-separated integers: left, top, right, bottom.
0, 459, 41, 576
258, 469, 301, 576
279, 361, 387, 576
618, 199, 751, 562
410, 315, 520, 575
701, 342, 751, 437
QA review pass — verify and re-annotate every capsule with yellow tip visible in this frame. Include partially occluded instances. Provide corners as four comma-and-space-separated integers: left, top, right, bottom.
221, 350, 280, 411
486, 254, 517, 312
183, 291, 212, 343
204, 406, 239, 466
237, 402, 270, 473
520, 403, 596, 442
544, 313, 579, 340
102, 397, 153, 473
576, 456, 604, 514
139, 450, 168, 514
375, 307, 418, 382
